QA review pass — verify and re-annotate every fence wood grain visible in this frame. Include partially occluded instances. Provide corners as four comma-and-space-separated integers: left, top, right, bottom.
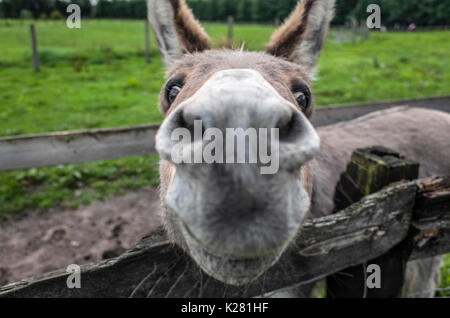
328, 146, 419, 297
1, 177, 448, 298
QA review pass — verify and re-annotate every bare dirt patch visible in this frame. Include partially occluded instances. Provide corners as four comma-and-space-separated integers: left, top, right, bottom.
0, 186, 162, 286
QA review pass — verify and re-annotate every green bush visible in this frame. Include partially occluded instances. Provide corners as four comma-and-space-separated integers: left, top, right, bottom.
49, 9, 63, 20
1, 0, 449, 26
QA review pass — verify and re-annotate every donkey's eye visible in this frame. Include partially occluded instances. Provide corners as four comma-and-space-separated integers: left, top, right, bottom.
164, 76, 185, 108
291, 81, 311, 113
293, 91, 310, 112
168, 85, 182, 104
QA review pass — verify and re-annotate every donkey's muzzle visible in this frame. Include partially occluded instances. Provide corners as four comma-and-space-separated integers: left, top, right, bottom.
156, 69, 320, 172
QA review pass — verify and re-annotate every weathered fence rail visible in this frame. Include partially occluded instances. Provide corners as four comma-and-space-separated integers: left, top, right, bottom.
0, 175, 448, 297
0, 124, 159, 171
0, 96, 449, 172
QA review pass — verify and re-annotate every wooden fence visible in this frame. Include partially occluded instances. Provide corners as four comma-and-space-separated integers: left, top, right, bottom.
0, 98, 449, 297
0, 171, 448, 297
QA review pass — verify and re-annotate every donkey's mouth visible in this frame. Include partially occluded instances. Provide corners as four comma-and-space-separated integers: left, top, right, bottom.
180, 221, 285, 286
162, 161, 313, 286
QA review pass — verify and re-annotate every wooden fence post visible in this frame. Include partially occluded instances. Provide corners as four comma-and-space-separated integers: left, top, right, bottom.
274, 17, 280, 27
145, 20, 151, 64
227, 16, 234, 45
350, 18, 357, 45
360, 19, 370, 42
29, 24, 40, 72
333, 146, 419, 211
328, 146, 420, 298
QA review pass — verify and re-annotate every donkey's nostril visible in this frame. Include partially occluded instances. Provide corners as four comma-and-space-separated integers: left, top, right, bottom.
181, 109, 206, 137
277, 111, 302, 142
166, 107, 205, 139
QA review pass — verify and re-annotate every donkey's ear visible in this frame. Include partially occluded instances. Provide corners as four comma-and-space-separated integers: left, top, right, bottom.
147, 0, 210, 68
266, 0, 335, 75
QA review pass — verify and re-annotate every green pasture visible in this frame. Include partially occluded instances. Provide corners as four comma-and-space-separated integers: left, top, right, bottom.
1, 19, 449, 216
0, 19, 449, 296
1, 19, 449, 215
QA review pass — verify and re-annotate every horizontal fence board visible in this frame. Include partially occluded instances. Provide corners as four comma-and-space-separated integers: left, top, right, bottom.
0, 124, 159, 171
1, 177, 448, 298
0, 96, 448, 172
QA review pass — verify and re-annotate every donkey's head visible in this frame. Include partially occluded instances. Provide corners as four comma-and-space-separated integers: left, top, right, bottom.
149, 0, 334, 285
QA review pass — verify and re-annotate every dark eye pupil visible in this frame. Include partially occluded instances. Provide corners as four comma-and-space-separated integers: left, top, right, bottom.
168, 86, 181, 104
294, 92, 308, 110
297, 94, 306, 104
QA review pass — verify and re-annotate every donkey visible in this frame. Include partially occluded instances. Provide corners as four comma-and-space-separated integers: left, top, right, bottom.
148, 0, 450, 297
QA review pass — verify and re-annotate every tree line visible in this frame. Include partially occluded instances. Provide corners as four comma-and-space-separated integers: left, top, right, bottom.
1, 0, 449, 27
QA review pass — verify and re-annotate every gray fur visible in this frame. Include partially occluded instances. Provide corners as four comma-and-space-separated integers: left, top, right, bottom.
157, 69, 320, 285
295, 0, 335, 75
147, 0, 183, 67
266, 0, 336, 76
311, 106, 450, 218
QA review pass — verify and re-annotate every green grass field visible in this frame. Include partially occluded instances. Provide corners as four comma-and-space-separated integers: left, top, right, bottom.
1, 19, 449, 218
0, 20, 449, 296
